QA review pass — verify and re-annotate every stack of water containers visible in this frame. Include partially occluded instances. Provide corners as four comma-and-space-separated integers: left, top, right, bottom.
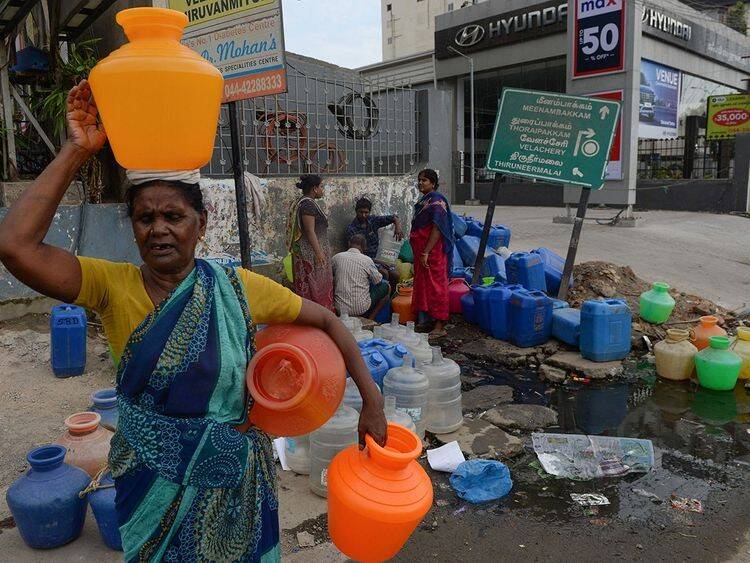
302, 314, 465, 497
451, 213, 511, 280
457, 246, 632, 357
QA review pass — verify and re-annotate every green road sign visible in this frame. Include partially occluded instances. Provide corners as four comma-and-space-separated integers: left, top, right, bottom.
486, 89, 620, 189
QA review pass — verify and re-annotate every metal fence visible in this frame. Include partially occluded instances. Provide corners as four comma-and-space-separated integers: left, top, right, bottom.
203, 67, 421, 178
637, 136, 735, 180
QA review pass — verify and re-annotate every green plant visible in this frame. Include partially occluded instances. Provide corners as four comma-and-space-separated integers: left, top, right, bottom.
726, 1, 747, 35
37, 38, 100, 139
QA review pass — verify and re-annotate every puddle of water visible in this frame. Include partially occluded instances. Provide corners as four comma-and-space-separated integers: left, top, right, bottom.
456, 360, 750, 523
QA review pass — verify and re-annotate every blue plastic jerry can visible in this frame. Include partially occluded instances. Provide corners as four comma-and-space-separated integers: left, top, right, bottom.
50, 304, 87, 377
580, 299, 632, 362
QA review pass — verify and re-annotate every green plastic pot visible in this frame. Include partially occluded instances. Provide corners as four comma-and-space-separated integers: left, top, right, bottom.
283, 253, 293, 283
639, 282, 675, 324
695, 336, 742, 391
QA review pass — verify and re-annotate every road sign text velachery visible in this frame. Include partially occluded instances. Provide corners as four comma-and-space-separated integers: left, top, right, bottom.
486, 89, 620, 189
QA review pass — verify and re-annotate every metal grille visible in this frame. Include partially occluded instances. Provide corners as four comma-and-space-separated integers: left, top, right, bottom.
203, 68, 420, 177
637, 136, 735, 180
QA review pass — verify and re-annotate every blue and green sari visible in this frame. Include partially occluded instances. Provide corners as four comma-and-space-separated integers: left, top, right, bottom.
109, 259, 280, 562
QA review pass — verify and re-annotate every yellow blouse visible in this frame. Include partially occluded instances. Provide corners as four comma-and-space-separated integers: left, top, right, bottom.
75, 257, 302, 361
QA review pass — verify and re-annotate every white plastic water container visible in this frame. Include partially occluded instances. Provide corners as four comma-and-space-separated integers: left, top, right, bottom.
350, 318, 374, 342
384, 395, 416, 434
397, 321, 421, 353
379, 313, 406, 342
375, 225, 402, 266
423, 347, 463, 434
382, 363, 430, 439
309, 405, 358, 497
339, 312, 359, 332
410, 333, 433, 367
342, 377, 363, 412
285, 435, 311, 475
372, 325, 392, 342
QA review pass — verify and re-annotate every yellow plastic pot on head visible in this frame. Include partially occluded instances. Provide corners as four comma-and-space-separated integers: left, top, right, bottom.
89, 8, 223, 170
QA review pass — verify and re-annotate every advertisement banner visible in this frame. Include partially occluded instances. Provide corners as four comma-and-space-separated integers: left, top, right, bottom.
706, 94, 750, 140
170, 0, 287, 102
586, 90, 623, 180
573, 0, 625, 79
638, 59, 680, 139
169, 0, 276, 30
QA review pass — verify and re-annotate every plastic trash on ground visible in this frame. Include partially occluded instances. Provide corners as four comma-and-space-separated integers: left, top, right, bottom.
449, 459, 513, 503
531, 433, 655, 479
426, 441, 465, 473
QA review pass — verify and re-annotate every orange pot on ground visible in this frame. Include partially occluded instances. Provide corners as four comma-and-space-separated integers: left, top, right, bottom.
691, 315, 727, 351
327, 423, 433, 562
246, 325, 345, 437
58, 412, 113, 477
392, 286, 416, 324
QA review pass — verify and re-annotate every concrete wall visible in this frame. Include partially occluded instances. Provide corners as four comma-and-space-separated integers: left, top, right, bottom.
416, 83, 456, 202
382, 0, 467, 60
455, 180, 564, 206
455, 178, 748, 212
197, 175, 418, 265
634, 180, 740, 212
0, 176, 418, 302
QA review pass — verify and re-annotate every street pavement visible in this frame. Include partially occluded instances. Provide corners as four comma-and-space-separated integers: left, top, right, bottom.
455, 206, 750, 311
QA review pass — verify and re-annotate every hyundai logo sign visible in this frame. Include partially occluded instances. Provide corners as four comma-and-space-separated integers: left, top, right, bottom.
455, 24, 485, 47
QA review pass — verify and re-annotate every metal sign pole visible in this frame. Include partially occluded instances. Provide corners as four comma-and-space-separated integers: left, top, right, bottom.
229, 101, 252, 269
470, 172, 502, 286
557, 187, 591, 301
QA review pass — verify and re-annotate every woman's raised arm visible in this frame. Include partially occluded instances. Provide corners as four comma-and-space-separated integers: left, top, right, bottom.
0, 80, 106, 302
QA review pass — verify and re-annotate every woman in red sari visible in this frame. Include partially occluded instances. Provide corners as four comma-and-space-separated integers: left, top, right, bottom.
410, 169, 454, 337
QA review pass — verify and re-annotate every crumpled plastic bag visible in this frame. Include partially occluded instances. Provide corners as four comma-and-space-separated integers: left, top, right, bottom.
449, 460, 513, 504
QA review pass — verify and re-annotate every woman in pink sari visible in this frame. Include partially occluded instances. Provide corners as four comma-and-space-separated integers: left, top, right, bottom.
409, 169, 454, 337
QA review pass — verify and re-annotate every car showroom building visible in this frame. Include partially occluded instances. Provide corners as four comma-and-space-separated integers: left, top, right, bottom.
361, 0, 750, 211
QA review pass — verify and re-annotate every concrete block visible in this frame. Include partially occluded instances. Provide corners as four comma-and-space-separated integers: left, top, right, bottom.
462, 384, 514, 411
544, 351, 624, 379
436, 417, 523, 458
481, 404, 558, 431
0, 181, 84, 207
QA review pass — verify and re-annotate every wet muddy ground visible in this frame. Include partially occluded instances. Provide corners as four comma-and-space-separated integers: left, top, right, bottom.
396, 333, 750, 562
2, 314, 750, 561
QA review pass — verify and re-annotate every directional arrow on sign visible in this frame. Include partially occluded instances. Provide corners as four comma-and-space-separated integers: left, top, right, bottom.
599, 106, 610, 120
572, 167, 584, 177
574, 129, 597, 156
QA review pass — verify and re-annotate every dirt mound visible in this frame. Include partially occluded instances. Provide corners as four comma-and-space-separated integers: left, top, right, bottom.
568, 261, 740, 341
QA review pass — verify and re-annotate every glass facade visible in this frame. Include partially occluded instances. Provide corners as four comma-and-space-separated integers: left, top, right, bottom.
679, 73, 739, 130
460, 58, 738, 182
462, 58, 566, 181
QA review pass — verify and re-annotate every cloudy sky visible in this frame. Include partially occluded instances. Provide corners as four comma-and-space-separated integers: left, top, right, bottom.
281, 0, 382, 69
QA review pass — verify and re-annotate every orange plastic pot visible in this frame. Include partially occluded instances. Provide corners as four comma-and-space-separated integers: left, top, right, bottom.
88, 8, 223, 170
247, 325, 346, 437
392, 286, 416, 324
327, 423, 433, 562
691, 316, 727, 351
58, 412, 113, 477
